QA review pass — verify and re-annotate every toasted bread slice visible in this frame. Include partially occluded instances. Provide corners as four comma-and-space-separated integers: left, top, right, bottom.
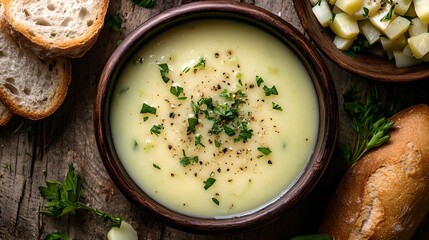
0, 4, 71, 120
2, 0, 109, 58
0, 101, 13, 125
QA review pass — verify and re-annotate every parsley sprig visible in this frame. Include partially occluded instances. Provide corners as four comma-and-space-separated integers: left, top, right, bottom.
342, 87, 394, 165
132, 0, 154, 8
39, 164, 123, 228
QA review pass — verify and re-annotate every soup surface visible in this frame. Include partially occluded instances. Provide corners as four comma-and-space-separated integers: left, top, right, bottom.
110, 19, 319, 217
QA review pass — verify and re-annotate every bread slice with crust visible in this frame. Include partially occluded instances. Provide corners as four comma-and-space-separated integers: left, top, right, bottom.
2, 0, 109, 59
0, 101, 13, 125
0, 3, 71, 120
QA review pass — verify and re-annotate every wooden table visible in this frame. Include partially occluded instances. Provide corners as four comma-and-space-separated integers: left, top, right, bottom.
1, 0, 429, 239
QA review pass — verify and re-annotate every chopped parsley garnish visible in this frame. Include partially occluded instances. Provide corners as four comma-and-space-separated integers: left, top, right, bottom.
256, 76, 264, 87
132, 0, 154, 8
187, 117, 199, 134
381, 5, 394, 22
153, 163, 161, 170
183, 66, 191, 73
257, 147, 272, 156
235, 121, 254, 142
158, 63, 170, 83
343, 35, 371, 57
150, 124, 164, 136
179, 150, 199, 166
143, 116, 149, 122
44, 232, 69, 240
193, 57, 206, 69
170, 85, 187, 99
263, 85, 279, 96
223, 125, 236, 136
362, 7, 369, 19
272, 102, 283, 111
212, 197, 220, 205
203, 177, 216, 190
214, 140, 221, 148
238, 79, 243, 86
140, 103, 157, 114
315, 0, 322, 6
195, 135, 205, 148
331, 12, 336, 23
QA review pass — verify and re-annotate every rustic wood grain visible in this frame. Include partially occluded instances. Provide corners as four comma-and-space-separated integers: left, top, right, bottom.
1, 0, 429, 239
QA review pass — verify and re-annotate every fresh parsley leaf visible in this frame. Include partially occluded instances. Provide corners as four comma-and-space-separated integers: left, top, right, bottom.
106, 14, 122, 32
150, 124, 164, 136
234, 121, 253, 142
132, 0, 154, 8
315, 0, 322, 6
170, 85, 186, 99
39, 164, 122, 228
187, 117, 199, 134
331, 12, 336, 23
214, 140, 221, 148
343, 35, 371, 57
203, 177, 216, 190
195, 135, 205, 148
257, 147, 272, 156
362, 7, 369, 19
223, 125, 236, 136
272, 102, 283, 111
193, 57, 206, 69
342, 86, 394, 165
158, 63, 170, 83
212, 197, 220, 205
263, 85, 279, 96
179, 150, 199, 166
381, 5, 394, 21
256, 76, 264, 87
44, 232, 69, 240
140, 103, 156, 114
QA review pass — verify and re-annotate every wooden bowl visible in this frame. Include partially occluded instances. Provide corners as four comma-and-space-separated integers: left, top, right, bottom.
94, 0, 338, 234
293, 0, 429, 82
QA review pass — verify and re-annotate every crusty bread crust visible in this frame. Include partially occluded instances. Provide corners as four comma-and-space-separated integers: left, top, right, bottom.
2, 0, 109, 59
320, 104, 429, 240
0, 101, 13, 125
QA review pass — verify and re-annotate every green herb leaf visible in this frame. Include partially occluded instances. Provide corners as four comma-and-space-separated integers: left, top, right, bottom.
256, 76, 264, 87
212, 197, 220, 205
195, 135, 205, 148
132, 0, 154, 8
381, 5, 394, 22
39, 164, 122, 228
106, 14, 122, 32
150, 124, 164, 136
193, 57, 206, 69
203, 177, 216, 190
44, 232, 69, 240
223, 125, 236, 136
272, 102, 283, 111
179, 150, 199, 166
170, 85, 186, 99
263, 85, 279, 96
331, 12, 336, 23
234, 121, 253, 142
343, 35, 371, 57
143, 116, 149, 122
257, 147, 272, 156
158, 63, 170, 83
363, 7, 369, 19
140, 103, 156, 114
342, 86, 394, 165
214, 140, 221, 148
187, 117, 199, 134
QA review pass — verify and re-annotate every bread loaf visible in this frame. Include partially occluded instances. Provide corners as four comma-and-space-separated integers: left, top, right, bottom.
2, 0, 109, 58
0, 101, 13, 125
319, 104, 429, 240
0, 2, 72, 120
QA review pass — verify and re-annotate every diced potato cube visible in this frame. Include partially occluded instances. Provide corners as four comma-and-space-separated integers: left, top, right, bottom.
403, 44, 414, 57
414, 0, 429, 24
369, 3, 397, 33
335, 0, 362, 15
393, 50, 422, 67
393, 0, 413, 15
385, 17, 411, 40
408, 32, 429, 58
409, 17, 428, 37
312, 0, 333, 27
333, 35, 355, 50
352, 0, 382, 21
359, 20, 382, 44
381, 34, 407, 51
330, 12, 360, 38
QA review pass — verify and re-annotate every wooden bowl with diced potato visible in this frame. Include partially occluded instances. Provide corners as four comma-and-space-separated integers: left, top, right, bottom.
293, 0, 429, 82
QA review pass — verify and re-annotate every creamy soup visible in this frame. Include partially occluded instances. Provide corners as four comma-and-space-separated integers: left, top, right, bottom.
110, 19, 319, 217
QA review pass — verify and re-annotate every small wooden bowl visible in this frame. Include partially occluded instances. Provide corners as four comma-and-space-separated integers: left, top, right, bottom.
94, 0, 338, 234
293, 0, 429, 82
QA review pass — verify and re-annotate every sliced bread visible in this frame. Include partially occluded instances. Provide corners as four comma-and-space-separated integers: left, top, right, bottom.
2, 0, 109, 59
0, 101, 13, 125
0, 4, 72, 120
